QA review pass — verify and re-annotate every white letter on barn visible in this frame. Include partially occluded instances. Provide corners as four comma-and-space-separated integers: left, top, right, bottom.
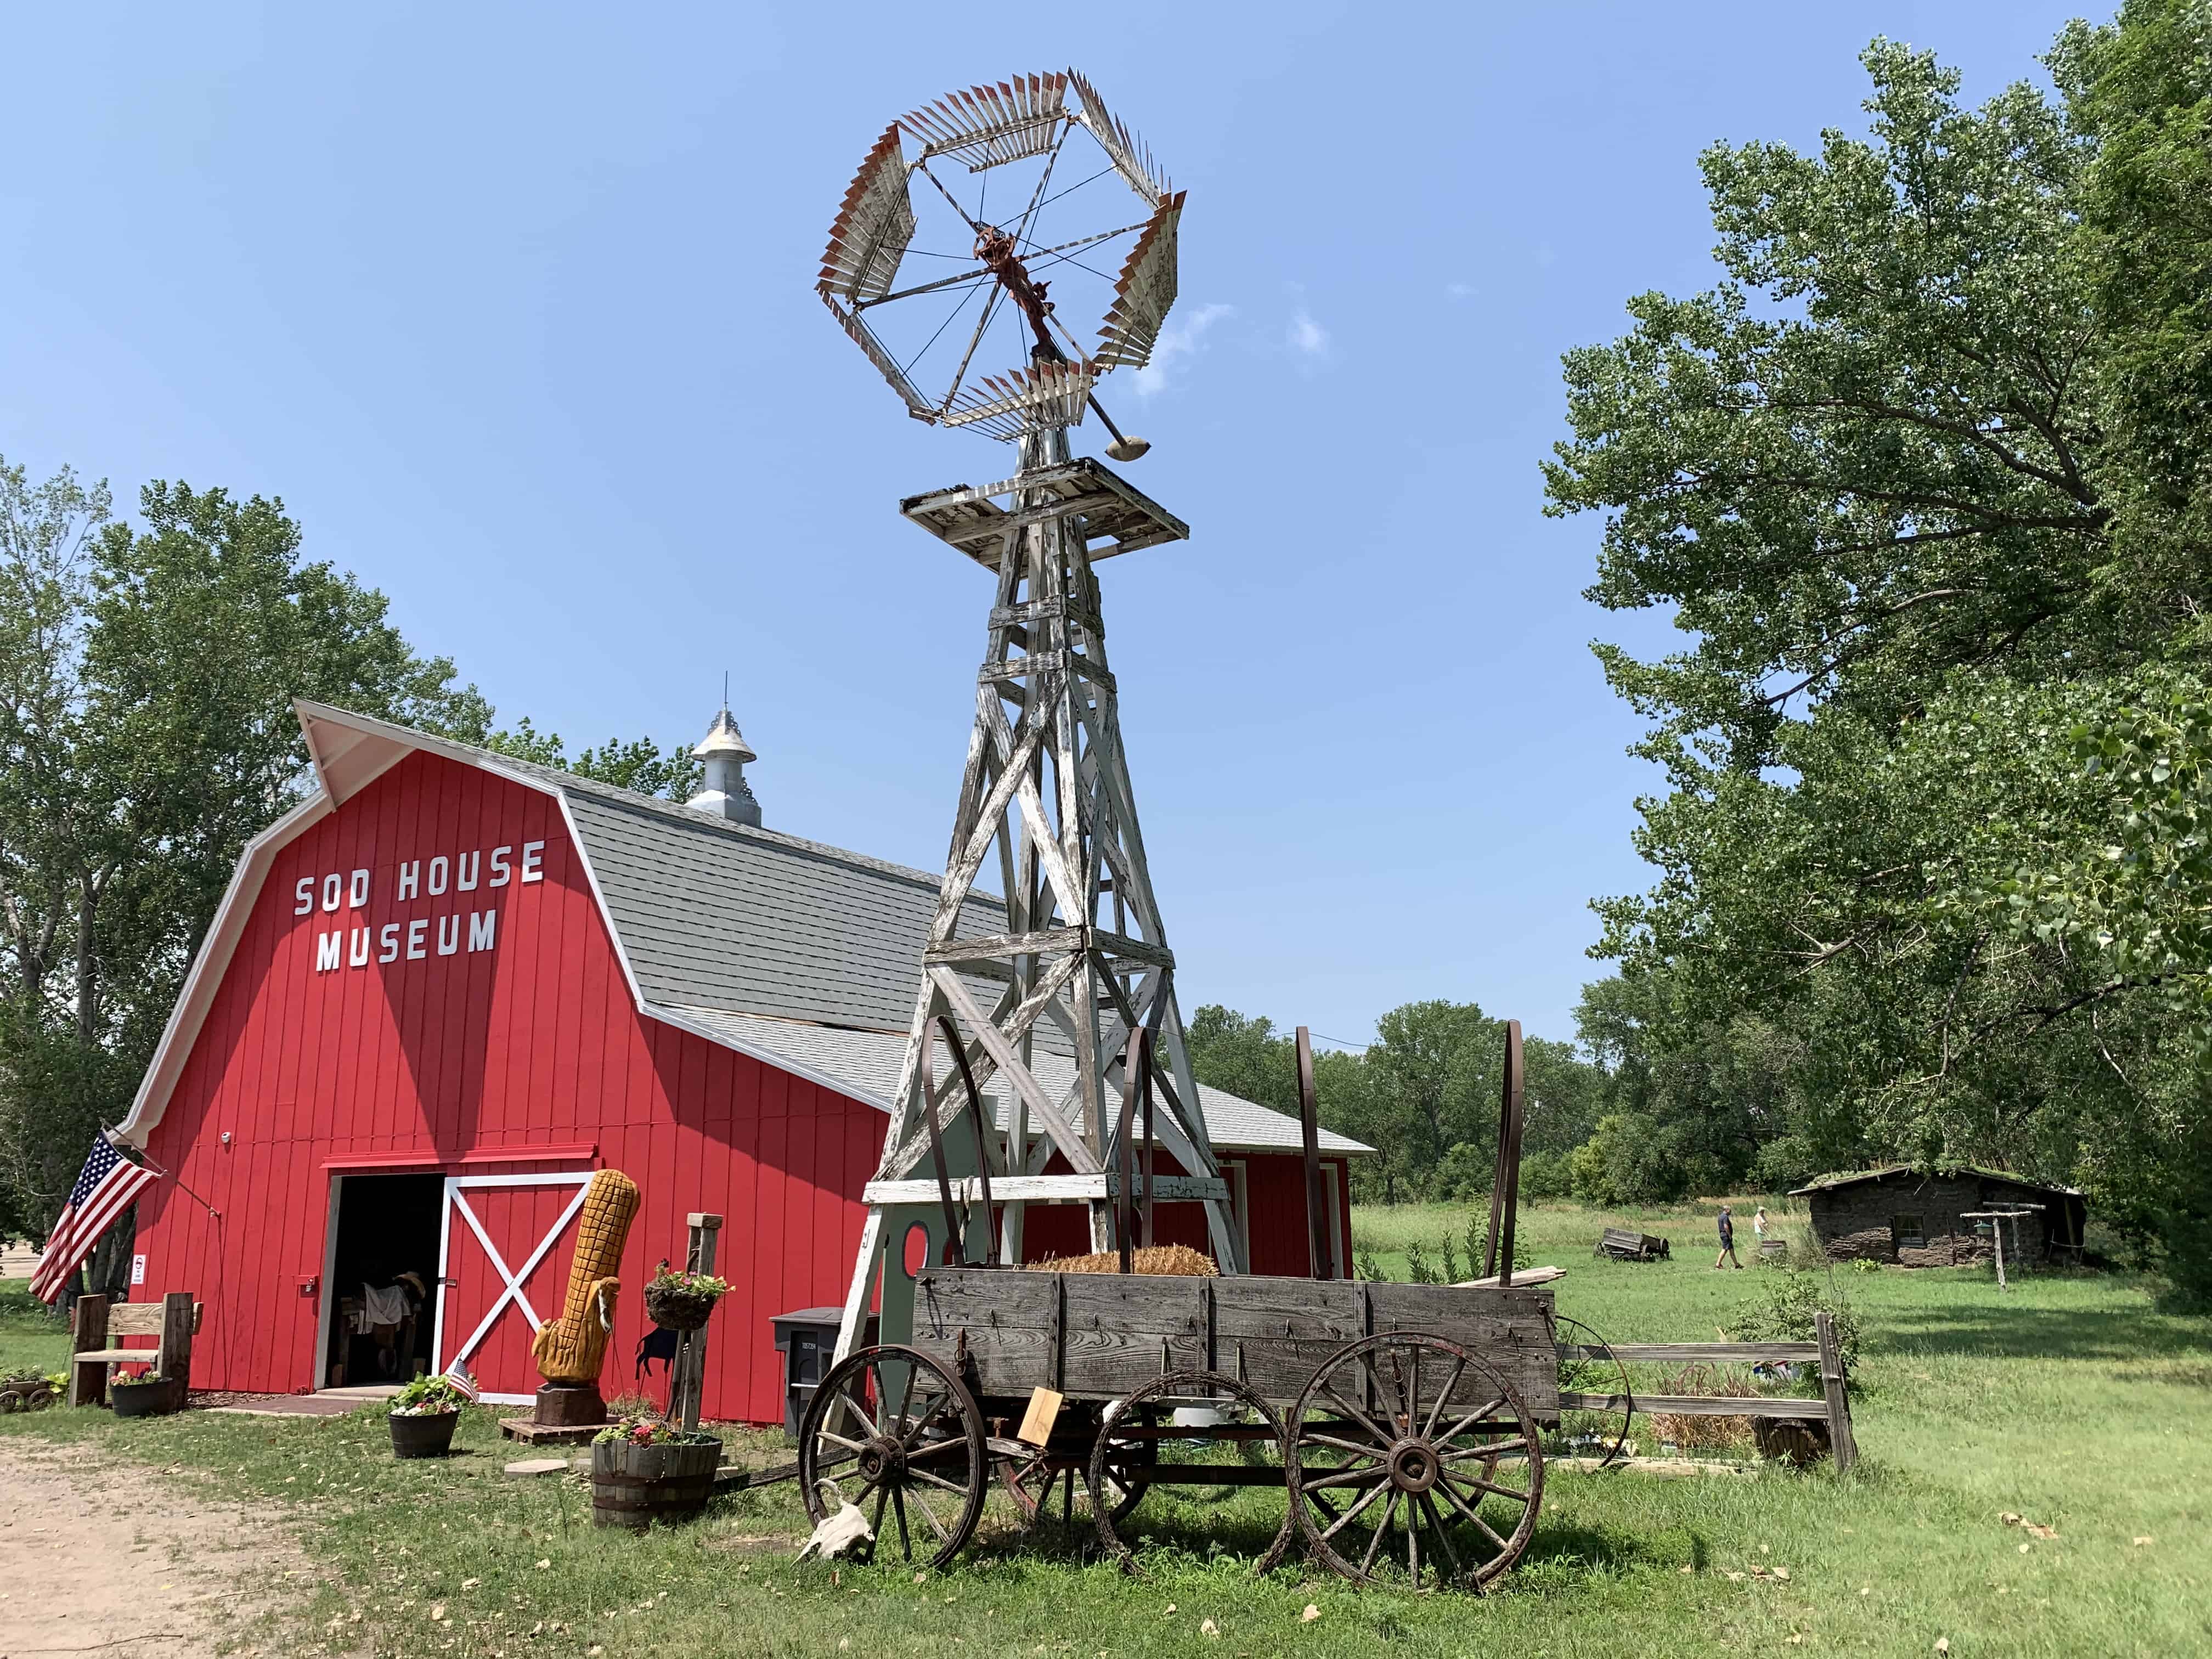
294, 877, 314, 916
467, 910, 495, 952
455, 850, 479, 891
397, 860, 420, 901
488, 846, 512, 887
321, 873, 343, 912
521, 840, 545, 883
406, 919, 428, 960
437, 915, 461, 956
349, 927, 370, 968
379, 923, 399, 963
316, 932, 342, 973
428, 855, 449, 896
349, 868, 370, 908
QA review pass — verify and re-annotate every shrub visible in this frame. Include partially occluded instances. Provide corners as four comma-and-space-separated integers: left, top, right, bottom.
1729, 1266, 1861, 1368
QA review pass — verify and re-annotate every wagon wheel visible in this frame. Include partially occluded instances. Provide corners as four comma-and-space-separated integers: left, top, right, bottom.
996, 1406, 1146, 1532
1552, 1314, 1634, 1469
1286, 1333, 1545, 1592
1088, 1371, 1295, 1575
799, 1344, 988, 1570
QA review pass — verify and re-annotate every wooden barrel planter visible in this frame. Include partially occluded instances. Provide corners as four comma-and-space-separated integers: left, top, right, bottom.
110, 1376, 182, 1419
591, 1435, 722, 1530
390, 1409, 461, 1458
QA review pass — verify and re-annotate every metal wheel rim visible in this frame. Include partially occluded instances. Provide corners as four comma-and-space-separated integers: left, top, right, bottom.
1553, 1314, 1634, 1469
998, 1405, 1144, 1531
1286, 1332, 1545, 1592
1088, 1369, 1294, 1576
798, 1342, 988, 1570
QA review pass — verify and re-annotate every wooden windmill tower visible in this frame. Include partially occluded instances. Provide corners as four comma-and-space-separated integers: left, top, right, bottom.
818, 72, 1243, 1359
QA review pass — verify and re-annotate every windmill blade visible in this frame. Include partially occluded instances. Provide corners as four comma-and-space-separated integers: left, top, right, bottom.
1068, 70, 1169, 207
820, 125, 916, 303
1093, 193, 1184, 371
821, 292, 936, 419
942, 360, 1096, 441
902, 74, 1068, 172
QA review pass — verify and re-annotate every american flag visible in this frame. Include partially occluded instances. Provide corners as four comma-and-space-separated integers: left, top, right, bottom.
442, 1360, 481, 1402
31, 1137, 160, 1305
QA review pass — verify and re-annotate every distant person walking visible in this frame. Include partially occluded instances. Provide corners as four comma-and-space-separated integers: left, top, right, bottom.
1753, 1206, 1770, 1245
1714, 1204, 1743, 1269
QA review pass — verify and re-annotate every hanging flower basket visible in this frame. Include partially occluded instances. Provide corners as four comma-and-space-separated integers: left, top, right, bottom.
644, 1265, 731, 1333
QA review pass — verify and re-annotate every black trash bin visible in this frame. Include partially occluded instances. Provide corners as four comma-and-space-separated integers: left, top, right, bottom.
771, 1307, 878, 1445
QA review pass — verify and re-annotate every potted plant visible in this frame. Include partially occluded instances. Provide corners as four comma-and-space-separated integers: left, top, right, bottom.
642, 1261, 732, 1333
590, 1415, 723, 1530
387, 1373, 470, 1458
110, 1368, 180, 1418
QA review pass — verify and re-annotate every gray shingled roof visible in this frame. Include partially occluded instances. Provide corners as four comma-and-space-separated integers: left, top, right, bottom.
300, 705, 1371, 1158
668, 1007, 1368, 1155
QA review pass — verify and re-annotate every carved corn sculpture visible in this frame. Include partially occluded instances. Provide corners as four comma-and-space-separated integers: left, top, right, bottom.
531, 1169, 641, 1385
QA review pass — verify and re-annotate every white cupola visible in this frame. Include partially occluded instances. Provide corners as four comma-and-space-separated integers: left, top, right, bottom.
686, 705, 761, 827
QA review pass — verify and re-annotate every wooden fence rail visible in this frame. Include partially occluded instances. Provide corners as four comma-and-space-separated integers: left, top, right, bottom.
1551, 1312, 1857, 1471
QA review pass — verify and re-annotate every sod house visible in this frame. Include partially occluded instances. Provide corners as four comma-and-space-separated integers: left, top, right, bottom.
1790, 1166, 2085, 1268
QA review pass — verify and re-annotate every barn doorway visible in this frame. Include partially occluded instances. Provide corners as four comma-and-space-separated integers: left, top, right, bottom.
323, 1173, 443, 1389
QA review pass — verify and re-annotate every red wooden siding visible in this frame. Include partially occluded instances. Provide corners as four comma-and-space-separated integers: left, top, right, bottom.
1016, 1150, 1353, 1277
132, 751, 882, 1423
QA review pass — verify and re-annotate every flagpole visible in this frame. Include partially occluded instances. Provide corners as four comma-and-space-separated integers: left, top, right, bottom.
101, 1123, 221, 1219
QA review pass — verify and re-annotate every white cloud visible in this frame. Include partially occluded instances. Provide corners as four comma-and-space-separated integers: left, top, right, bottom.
1131, 302, 1235, 399
1287, 308, 1330, 357
1446, 282, 1475, 300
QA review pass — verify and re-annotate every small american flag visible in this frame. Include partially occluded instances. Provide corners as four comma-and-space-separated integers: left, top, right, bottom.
442, 1361, 481, 1403
31, 1137, 160, 1305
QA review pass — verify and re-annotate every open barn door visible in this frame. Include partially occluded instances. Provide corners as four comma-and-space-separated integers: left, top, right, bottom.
432, 1172, 596, 1404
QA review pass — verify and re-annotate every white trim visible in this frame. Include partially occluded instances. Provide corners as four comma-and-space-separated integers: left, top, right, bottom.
315, 1175, 345, 1390
434, 1171, 596, 1382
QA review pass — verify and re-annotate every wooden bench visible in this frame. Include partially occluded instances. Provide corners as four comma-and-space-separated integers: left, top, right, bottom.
69, 1293, 200, 1408
1594, 1227, 1671, 1262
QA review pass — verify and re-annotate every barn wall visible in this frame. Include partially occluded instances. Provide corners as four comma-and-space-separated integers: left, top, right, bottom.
1014, 1150, 1354, 1277
131, 751, 883, 1424
1808, 1175, 2059, 1266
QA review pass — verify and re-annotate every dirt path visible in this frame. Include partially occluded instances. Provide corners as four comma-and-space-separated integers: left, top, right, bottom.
0, 1436, 328, 1658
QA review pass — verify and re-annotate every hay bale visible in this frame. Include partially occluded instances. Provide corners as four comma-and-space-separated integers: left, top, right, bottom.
1023, 1244, 1217, 1277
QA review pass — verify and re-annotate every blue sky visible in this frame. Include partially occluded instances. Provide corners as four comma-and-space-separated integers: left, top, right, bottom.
2, 2, 2089, 1052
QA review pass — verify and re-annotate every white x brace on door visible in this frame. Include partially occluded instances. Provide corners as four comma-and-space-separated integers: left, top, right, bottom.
431, 1171, 596, 1406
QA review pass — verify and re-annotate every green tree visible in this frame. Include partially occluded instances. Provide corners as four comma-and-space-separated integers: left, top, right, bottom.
479, 716, 703, 801
1548, 15, 2212, 1300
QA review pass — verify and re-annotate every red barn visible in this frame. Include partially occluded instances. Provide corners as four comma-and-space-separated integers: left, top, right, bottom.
111, 702, 1367, 1420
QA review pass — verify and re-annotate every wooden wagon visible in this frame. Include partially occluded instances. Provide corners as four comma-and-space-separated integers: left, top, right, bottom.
798, 1267, 1559, 1590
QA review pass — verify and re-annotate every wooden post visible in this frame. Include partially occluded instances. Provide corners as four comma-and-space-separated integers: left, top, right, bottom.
159, 1291, 195, 1393
70, 1294, 110, 1408
1483, 1021, 1526, 1286
672, 1214, 723, 1434
1295, 1027, 1333, 1280
1116, 1028, 1144, 1273
1815, 1311, 1857, 1473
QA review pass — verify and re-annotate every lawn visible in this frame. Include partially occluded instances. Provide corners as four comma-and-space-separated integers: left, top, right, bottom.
3, 1199, 2206, 1658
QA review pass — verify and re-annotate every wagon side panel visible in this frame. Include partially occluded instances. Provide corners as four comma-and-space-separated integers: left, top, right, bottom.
1364, 1283, 1560, 1415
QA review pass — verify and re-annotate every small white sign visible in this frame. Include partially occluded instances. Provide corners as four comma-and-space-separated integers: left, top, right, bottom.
131, 1253, 146, 1285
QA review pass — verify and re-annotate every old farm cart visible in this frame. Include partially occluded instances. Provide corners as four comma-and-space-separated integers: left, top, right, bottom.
797, 1026, 1562, 1592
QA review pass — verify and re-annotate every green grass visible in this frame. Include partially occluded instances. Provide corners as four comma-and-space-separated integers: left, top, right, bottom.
3, 1201, 2208, 1657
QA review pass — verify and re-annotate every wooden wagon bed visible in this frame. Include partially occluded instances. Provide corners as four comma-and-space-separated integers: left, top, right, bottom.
909, 1267, 1560, 1418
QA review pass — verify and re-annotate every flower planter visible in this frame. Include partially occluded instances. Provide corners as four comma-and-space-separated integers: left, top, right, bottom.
642, 1282, 719, 1332
390, 1409, 461, 1458
591, 1434, 722, 1530
110, 1378, 182, 1419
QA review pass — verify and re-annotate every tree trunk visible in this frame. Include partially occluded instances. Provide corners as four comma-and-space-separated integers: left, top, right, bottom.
75, 878, 97, 1046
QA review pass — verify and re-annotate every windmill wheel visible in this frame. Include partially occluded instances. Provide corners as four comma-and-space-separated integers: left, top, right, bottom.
1286, 1333, 1545, 1593
1088, 1371, 1293, 1576
799, 1344, 987, 1570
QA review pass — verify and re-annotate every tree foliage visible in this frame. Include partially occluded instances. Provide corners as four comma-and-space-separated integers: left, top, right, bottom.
1549, 8, 2212, 1301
